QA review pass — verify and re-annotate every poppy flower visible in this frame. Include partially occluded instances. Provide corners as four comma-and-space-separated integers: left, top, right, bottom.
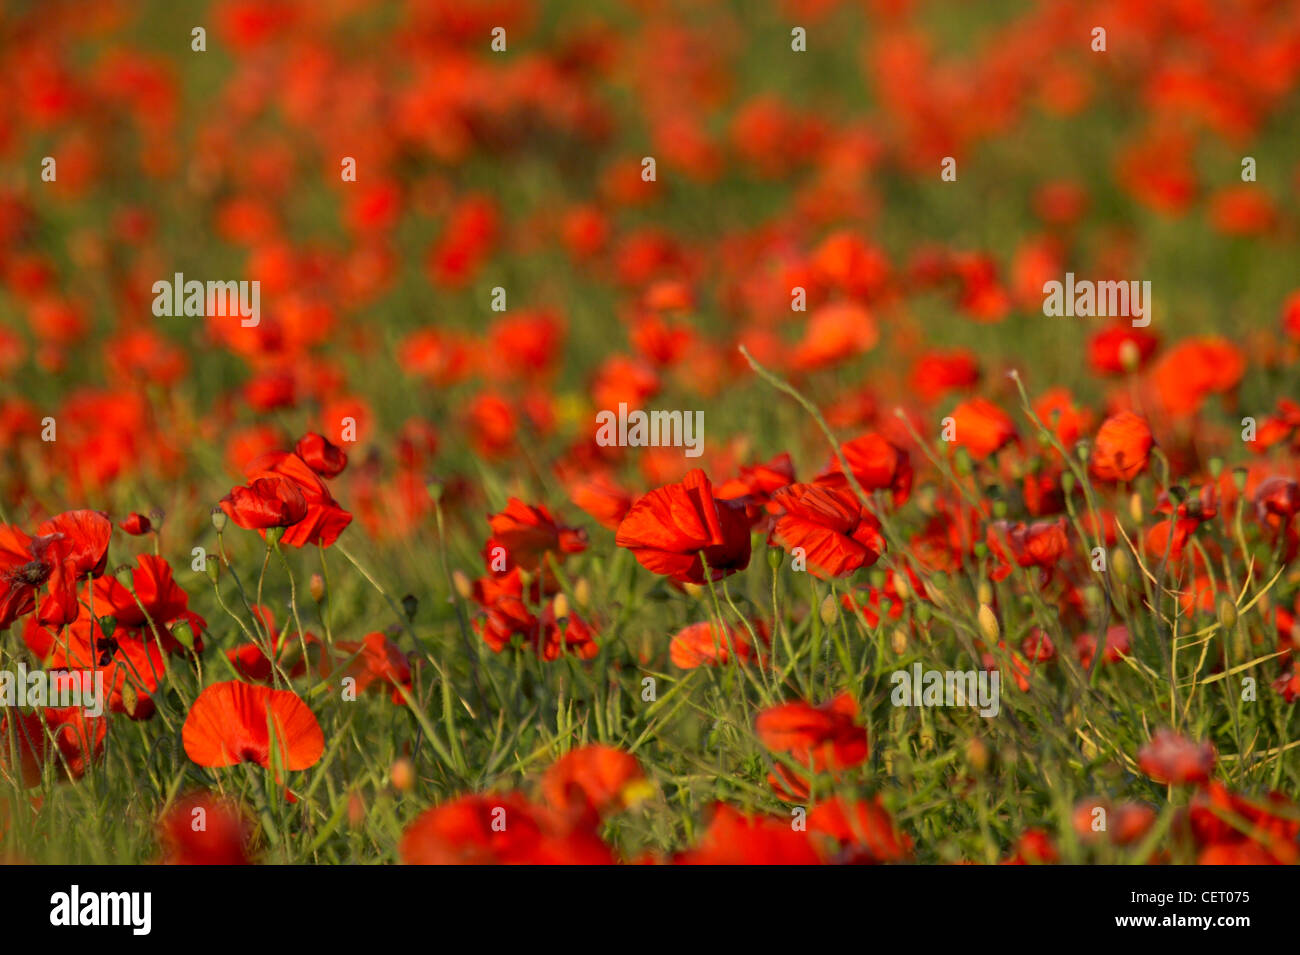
1090, 412, 1153, 482
294, 432, 348, 479
25, 615, 164, 719
909, 349, 980, 403
815, 433, 912, 505
1187, 781, 1298, 865
159, 793, 253, 865
948, 398, 1017, 460
0, 510, 112, 630
615, 469, 751, 585
119, 512, 153, 535
92, 554, 207, 654
754, 693, 868, 800
674, 804, 821, 865
791, 301, 878, 372
336, 632, 412, 704
808, 796, 912, 864
769, 483, 886, 579
540, 745, 646, 823
226, 606, 323, 683
669, 620, 761, 669
219, 476, 308, 531
1074, 625, 1131, 669
182, 681, 324, 772
241, 451, 353, 548
565, 471, 633, 531
1088, 325, 1159, 375
1254, 476, 1300, 530
1137, 729, 1215, 785
1003, 828, 1059, 864
487, 499, 588, 571
400, 793, 612, 865
714, 452, 797, 521
985, 518, 1069, 581
0, 708, 106, 786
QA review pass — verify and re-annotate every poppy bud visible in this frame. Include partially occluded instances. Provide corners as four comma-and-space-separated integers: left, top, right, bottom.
401, 593, 418, 621
1128, 492, 1143, 524
211, 506, 228, 533
682, 582, 704, 599
977, 580, 994, 606
391, 758, 415, 793
573, 578, 591, 609
819, 594, 839, 627
310, 573, 325, 604
1217, 595, 1238, 632
347, 790, 366, 829
171, 619, 194, 650
966, 737, 990, 774
767, 546, 783, 570
1207, 457, 1223, 479
99, 615, 117, 639
1118, 339, 1140, 372
977, 604, 1000, 643
1232, 467, 1248, 493
892, 574, 910, 600
1111, 547, 1132, 585
120, 680, 139, 717
890, 627, 908, 655
426, 479, 444, 503
451, 570, 473, 600
914, 603, 931, 624
205, 558, 221, 584
1061, 471, 1076, 496
552, 592, 569, 622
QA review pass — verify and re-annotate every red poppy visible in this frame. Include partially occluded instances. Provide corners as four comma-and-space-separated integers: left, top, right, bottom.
0, 510, 112, 630
119, 512, 153, 535
487, 499, 588, 571
809, 796, 912, 864
675, 804, 821, 865
769, 483, 886, 579
336, 632, 413, 704
1090, 412, 1153, 482
25, 615, 164, 719
1254, 476, 1300, 530
815, 433, 912, 505
615, 469, 751, 585
219, 476, 308, 531
540, 745, 645, 824
182, 681, 324, 772
949, 398, 1017, 460
294, 432, 348, 479
1137, 729, 1215, 785
985, 518, 1069, 581
669, 620, 761, 669
1187, 781, 1298, 865
159, 792, 253, 865
754, 693, 868, 799
242, 451, 353, 548
92, 554, 207, 654
400, 793, 612, 865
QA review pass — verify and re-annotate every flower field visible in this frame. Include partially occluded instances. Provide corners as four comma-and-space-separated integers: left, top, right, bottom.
2, 0, 1300, 869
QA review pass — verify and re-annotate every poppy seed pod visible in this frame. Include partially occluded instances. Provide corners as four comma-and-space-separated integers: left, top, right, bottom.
819, 594, 839, 627
977, 603, 1000, 643
211, 506, 228, 533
